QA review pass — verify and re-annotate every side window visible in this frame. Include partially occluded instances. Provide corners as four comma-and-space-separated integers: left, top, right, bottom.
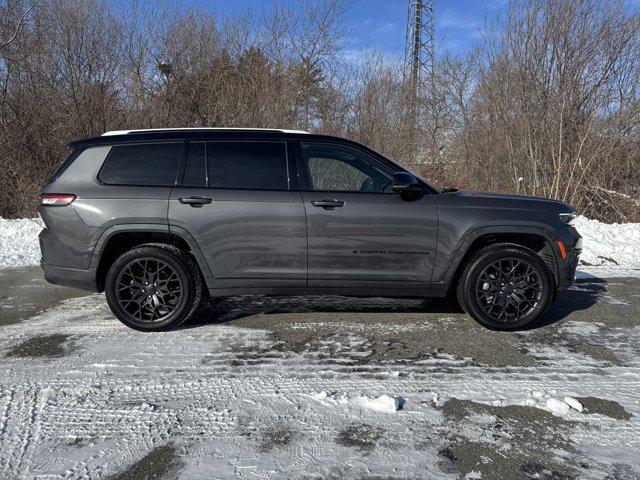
99, 143, 183, 186
183, 142, 206, 187
207, 141, 288, 190
300, 143, 393, 192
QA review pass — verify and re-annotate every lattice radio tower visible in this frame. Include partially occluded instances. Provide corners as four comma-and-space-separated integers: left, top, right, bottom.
404, 0, 438, 163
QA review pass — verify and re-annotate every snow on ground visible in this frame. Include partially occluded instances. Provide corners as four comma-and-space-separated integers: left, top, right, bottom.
1, 293, 640, 478
2, 215, 640, 277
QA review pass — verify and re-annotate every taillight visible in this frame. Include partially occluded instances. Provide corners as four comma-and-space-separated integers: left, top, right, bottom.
39, 193, 76, 206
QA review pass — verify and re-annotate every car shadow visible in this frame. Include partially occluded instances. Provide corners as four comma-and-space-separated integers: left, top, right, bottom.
525, 276, 607, 329
185, 294, 456, 328
185, 276, 607, 331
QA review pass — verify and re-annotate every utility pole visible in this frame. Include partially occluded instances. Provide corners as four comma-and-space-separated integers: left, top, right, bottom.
403, 0, 437, 165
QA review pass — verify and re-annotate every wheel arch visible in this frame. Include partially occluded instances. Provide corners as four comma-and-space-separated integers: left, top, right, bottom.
441, 226, 560, 293
90, 224, 212, 292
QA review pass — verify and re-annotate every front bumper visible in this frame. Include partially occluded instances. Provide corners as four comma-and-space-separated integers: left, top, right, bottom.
41, 260, 98, 292
557, 235, 582, 291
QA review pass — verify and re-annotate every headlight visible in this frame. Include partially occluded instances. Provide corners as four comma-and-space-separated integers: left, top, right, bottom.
559, 212, 576, 226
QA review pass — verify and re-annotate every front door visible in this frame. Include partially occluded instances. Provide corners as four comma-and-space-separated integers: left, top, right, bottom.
297, 142, 438, 289
169, 140, 307, 288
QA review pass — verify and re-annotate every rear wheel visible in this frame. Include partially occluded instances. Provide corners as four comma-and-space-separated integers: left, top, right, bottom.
456, 244, 554, 330
105, 244, 202, 331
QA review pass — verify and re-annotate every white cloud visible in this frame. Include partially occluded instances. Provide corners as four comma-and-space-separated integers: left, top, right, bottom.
371, 21, 399, 35
439, 10, 480, 31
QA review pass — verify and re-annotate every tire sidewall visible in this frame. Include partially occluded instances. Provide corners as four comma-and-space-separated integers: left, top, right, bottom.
105, 247, 196, 331
462, 247, 554, 330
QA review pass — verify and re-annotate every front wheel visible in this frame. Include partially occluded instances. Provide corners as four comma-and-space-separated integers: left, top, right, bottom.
105, 244, 203, 331
457, 244, 554, 330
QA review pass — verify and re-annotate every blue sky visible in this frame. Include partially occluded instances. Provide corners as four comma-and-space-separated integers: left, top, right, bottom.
157, 0, 640, 57
176, 0, 507, 56
337, 0, 508, 56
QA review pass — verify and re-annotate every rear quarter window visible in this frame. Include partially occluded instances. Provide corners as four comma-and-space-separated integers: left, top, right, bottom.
47, 150, 81, 184
99, 142, 183, 186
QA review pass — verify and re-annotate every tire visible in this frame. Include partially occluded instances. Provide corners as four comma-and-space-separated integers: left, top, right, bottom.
456, 243, 554, 330
105, 243, 203, 331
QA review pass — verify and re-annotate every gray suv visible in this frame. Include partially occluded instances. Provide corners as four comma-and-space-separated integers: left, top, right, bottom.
39, 128, 582, 331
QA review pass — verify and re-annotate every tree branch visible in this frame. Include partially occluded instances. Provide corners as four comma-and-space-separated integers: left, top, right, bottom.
1, 0, 39, 49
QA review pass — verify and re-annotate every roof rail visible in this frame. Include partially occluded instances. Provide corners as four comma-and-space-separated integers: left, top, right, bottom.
102, 128, 309, 136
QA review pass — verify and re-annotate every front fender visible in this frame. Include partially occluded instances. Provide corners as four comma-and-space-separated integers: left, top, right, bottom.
432, 223, 561, 288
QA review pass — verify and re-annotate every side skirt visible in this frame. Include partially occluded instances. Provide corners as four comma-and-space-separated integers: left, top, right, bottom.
207, 285, 447, 298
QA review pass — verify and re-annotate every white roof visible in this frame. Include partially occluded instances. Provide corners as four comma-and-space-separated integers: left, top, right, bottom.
102, 128, 309, 136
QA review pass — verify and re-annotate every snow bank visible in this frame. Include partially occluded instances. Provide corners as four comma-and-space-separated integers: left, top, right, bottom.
0, 218, 43, 269
575, 216, 640, 270
0, 215, 638, 276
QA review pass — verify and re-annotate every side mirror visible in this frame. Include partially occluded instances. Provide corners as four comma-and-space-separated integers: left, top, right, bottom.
391, 172, 420, 192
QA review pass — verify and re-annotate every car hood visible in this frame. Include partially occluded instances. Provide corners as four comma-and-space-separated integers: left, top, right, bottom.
443, 190, 573, 212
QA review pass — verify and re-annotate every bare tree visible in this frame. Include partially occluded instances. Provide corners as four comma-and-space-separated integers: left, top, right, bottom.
0, 0, 638, 222
445, 0, 640, 221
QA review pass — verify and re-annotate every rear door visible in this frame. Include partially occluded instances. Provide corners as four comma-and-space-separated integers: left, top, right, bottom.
168, 140, 307, 288
296, 142, 438, 289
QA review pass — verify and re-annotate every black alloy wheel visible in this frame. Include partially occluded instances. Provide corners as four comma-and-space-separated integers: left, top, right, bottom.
105, 244, 202, 331
457, 244, 554, 330
475, 258, 542, 323
116, 258, 183, 323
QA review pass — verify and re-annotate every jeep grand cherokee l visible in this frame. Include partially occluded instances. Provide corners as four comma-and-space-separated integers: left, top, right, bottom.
38, 128, 582, 331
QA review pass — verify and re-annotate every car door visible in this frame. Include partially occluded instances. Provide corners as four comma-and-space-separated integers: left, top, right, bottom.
169, 139, 307, 288
296, 142, 438, 289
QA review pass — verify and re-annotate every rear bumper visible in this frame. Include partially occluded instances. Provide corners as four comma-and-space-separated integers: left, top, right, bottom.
41, 261, 98, 292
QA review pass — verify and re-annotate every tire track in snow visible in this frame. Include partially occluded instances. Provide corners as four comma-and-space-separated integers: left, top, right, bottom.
0, 385, 45, 476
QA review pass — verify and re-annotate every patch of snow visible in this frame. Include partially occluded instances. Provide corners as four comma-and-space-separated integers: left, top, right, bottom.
569, 284, 631, 306
446, 389, 589, 419
546, 397, 573, 416
356, 394, 405, 413
564, 396, 584, 413
559, 321, 604, 336
431, 392, 448, 407
0, 218, 43, 269
465, 471, 483, 479
310, 390, 350, 406
575, 216, 640, 273
310, 391, 405, 413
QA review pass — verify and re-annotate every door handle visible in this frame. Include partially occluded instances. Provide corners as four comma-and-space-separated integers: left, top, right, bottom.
178, 196, 213, 207
311, 199, 345, 210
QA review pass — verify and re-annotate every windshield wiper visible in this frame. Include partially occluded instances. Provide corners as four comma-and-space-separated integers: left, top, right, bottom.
440, 187, 459, 193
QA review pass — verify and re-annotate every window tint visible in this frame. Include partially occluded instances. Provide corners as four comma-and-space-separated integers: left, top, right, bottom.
183, 142, 206, 187
301, 143, 393, 192
100, 143, 182, 186
207, 141, 288, 190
